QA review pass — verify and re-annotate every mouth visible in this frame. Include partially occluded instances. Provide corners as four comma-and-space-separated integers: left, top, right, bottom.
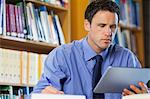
102, 39, 112, 43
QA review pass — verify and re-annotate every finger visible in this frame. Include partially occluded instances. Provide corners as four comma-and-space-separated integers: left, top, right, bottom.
47, 86, 64, 94
123, 88, 135, 95
122, 92, 125, 96
42, 88, 63, 94
41, 88, 53, 94
41, 86, 64, 94
138, 82, 148, 93
130, 84, 142, 94
41, 88, 57, 94
122, 92, 128, 96
58, 91, 64, 94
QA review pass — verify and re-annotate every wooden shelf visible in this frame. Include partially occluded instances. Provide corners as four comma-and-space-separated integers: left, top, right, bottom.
26, 0, 68, 12
0, 82, 34, 87
133, 0, 142, 3
0, 36, 57, 54
119, 23, 142, 32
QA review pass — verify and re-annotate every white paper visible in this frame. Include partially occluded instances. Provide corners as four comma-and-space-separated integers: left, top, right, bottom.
122, 94, 150, 99
31, 93, 86, 99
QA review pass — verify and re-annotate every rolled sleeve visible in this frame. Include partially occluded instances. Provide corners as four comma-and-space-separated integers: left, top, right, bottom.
32, 47, 66, 93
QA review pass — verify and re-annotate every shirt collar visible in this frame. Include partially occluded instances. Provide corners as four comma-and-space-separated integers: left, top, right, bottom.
82, 37, 112, 61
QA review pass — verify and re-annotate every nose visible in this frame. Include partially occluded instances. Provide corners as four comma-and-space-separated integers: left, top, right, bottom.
105, 27, 112, 36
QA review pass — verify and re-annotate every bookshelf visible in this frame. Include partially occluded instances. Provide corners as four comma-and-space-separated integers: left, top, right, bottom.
71, 0, 145, 66
0, 35, 57, 54
0, 0, 71, 97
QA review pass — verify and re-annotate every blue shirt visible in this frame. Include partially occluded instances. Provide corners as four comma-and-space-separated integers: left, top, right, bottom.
33, 38, 141, 99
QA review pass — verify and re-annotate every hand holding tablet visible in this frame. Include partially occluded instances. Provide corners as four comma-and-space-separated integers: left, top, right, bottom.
93, 66, 150, 93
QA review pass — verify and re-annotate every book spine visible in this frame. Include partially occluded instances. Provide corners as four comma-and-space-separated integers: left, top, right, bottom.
9, 4, 17, 37
0, 0, 4, 35
14, 5, 21, 37
18, 6, 24, 38
6, 4, 10, 36
2, 0, 6, 35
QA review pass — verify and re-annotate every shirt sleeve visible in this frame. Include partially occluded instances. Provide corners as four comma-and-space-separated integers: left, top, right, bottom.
127, 50, 142, 68
32, 47, 67, 93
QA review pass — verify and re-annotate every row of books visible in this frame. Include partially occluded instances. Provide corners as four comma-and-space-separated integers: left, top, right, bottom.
37, 0, 69, 8
113, 28, 137, 55
0, 85, 32, 99
0, 48, 48, 86
113, 0, 140, 27
0, 0, 65, 45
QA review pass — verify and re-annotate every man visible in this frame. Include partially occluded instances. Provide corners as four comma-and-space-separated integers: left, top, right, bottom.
32, 0, 149, 99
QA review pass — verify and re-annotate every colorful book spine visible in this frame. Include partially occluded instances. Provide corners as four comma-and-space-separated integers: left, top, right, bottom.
0, 0, 4, 35
9, 4, 17, 37
14, 5, 21, 37
2, 0, 6, 36
54, 15, 65, 45
6, 4, 10, 36
18, 6, 24, 38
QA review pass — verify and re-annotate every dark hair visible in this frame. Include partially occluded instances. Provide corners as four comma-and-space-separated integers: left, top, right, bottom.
85, 0, 120, 24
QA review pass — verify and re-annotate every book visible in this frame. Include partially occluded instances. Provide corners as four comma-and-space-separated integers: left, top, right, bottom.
2, 0, 6, 36
21, 51, 28, 85
6, 4, 11, 36
9, 4, 17, 37
34, 9, 46, 42
28, 52, 39, 85
17, 6, 24, 38
0, 86, 13, 99
14, 5, 21, 37
17, 2, 26, 38
134, 2, 140, 26
0, 0, 3, 35
54, 15, 65, 45
123, 30, 131, 50
27, 3, 39, 41
130, 32, 137, 55
48, 14, 59, 45
119, 0, 140, 26
38, 54, 47, 79
26, 6, 34, 40
39, 6, 53, 44
0, 48, 49, 86
21, 1, 29, 39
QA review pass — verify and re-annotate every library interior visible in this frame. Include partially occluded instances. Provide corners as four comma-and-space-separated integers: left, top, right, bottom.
0, 0, 150, 99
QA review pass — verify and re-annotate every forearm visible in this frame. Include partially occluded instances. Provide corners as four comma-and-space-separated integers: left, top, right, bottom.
32, 74, 50, 93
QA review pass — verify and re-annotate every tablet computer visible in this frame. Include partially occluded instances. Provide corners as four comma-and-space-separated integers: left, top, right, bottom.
93, 66, 150, 93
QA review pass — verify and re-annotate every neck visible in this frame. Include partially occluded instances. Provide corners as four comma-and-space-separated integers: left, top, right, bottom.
87, 37, 103, 54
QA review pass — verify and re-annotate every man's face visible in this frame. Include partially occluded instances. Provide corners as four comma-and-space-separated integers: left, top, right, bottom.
84, 10, 118, 53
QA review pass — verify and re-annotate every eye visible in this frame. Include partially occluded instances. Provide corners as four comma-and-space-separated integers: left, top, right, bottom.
110, 25, 116, 30
98, 24, 105, 28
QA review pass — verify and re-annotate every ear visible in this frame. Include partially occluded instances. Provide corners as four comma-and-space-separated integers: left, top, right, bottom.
84, 19, 91, 31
